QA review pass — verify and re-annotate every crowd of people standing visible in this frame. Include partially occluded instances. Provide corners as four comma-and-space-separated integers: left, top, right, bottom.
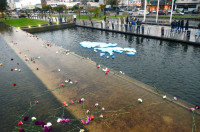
171, 19, 189, 32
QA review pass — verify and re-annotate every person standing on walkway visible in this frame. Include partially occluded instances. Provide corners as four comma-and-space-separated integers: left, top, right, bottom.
129, 18, 132, 31
177, 19, 181, 32
195, 23, 200, 39
136, 19, 141, 33
73, 14, 77, 23
180, 19, 184, 32
185, 20, 189, 31
132, 19, 135, 32
120, 16, 124, 26
126, 16, 129, 25
171, 20, 174, 32
49, 17, 52, 25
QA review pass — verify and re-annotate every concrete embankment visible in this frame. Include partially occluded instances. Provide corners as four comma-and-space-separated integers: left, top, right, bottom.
1, 23, 199, 132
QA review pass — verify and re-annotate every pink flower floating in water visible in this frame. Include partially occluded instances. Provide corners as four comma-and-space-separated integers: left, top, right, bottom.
65, 119, 70, 123
18, 121, 23, 125
71, 100, 74, 104
11, 69, 13, 71
189, 108, 195, 112
174, 97, 177, 101
60, 83, 65, 87
13, 83, 16, 86
97, 65, 100, 68
19, 128, 25, 132
63, 101, 68, 107
195, 105, 200, 109
90, 115, 94, 120
79, 98, 85, 103
86, 116, 90, 124
23, 116, 29, 121
86, 110, 90, 114
44, 122, 52, 132
105, 72, 108, 75
81, 120, 85, 125
17, 63, 19, 65
95, 103, 98, 107
100, 114, 104, 118
35, 121, 45, 127
35, 100, 39, 104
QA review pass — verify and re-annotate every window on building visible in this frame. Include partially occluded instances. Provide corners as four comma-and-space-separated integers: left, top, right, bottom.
188, 5, 196, 8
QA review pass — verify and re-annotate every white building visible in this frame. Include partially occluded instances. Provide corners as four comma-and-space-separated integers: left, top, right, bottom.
175, 0, 200, 11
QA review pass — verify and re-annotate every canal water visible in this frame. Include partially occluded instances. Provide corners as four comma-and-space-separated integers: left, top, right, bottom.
0, 35, 85, 131
36, 27, 200, 105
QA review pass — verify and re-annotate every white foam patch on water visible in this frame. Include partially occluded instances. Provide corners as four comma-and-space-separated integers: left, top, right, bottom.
80, 41, 136, 57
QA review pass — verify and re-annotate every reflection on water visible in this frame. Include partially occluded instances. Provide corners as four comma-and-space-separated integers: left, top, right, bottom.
36, 27, 200, 105
0, 36, 84, 131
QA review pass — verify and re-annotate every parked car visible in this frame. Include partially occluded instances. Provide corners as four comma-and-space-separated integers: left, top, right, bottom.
137, 10, 150, 15
32, 14, 37, 17
18, 14, 26, 18
172, 11, 184, 16
158, 10, 166, 15
192, 9, 199, 14
183, 9, 188, 14
152, 10, 156, 14
167, 10, 172, 14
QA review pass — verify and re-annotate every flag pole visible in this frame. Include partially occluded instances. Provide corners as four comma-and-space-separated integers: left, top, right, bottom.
144, 0, 147, 22
170, 0, 174, 23
156, 0, 160, 23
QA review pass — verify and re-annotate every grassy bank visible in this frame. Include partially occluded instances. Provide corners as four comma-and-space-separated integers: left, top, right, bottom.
2, 18, 49, 27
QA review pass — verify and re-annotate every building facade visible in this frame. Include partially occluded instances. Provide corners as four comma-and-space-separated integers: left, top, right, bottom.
175, 0, 200, 11
146, 0, 172, 11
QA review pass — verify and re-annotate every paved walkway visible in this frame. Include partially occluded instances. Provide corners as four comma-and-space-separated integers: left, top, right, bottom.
76, 19, 200, 45
30, 16, 200, 44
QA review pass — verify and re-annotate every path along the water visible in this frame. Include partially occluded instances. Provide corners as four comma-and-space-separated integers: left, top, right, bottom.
27, 17, 200, 45
0, 23, 200, 132
75, 19, 200, 45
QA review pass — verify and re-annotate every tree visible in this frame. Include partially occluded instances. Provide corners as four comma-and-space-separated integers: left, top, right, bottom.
106, 0, 119, 8
42, 5, 52, 11
99, 4, 105, 12
54, 5, 66, 14
88, 7, 101, 18
0, 0, 7, 18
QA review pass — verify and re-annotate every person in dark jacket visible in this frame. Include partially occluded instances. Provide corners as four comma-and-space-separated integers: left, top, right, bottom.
177, 19, 181, 32
180, 19, 184, 32
171, 20, 174, 32
185, 20, 189, 31
126, 16, 129, 24
136, 19, 141, 33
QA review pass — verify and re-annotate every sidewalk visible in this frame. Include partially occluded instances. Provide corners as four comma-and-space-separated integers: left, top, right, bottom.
76, 19, 200, 45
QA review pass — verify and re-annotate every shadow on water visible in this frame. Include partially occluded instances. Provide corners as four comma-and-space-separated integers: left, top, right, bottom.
0, 28, 86, 131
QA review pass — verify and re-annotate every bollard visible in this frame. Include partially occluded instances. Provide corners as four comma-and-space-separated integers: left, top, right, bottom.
187, 30, 190, 40
161, 27, 164, 36
83, 20, 85, 25
101, 22, 103, 28
91, 21, 93, 27
112, 23, 114, 29
142, 25, 144, 34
